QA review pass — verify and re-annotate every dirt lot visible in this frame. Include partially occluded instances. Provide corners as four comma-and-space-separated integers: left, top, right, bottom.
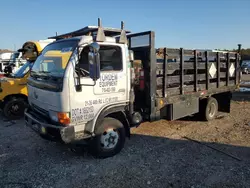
1, 79, 250, 188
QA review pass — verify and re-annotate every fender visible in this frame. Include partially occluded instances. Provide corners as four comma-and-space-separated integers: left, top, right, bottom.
87, 103, 131, 137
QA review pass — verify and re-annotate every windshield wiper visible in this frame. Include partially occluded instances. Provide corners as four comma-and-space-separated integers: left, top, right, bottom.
30, 70, 63, 82
30, 70, 39, 77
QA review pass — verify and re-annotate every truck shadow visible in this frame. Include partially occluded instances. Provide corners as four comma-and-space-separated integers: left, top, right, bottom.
232, 91, 250, 101
54, 133, 250, 164
63, 134, 250, 187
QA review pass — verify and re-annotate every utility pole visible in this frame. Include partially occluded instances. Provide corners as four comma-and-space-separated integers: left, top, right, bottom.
238, 44, 242, 66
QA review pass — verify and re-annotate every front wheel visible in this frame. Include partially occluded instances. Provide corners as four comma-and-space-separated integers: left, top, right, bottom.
88, 117, 126, 158
3, 97, 27, 120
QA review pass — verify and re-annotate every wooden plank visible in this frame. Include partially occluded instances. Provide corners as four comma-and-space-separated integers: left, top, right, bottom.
217, 52, 220, 88
194, 50, 198, 92
156, 62, 228, 76
157, 80, 236, 98
157, 61, 227, 70
163, 48, 167, 97
220, 72, 227, 78
226, 53, 229, 86
156, 69, 229, 77
165, 84, 208, 96
235, 53, 240, 85
156, 72, 229, 86
229, 80, 235, 86
166, 74, 203, 84
180, 48, 184, 94
208, 82, 217, 89
166, 87, 180, 96
205, 51, 209, 90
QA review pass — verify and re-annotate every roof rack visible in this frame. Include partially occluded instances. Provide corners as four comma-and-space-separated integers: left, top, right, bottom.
48, 25, 131, 40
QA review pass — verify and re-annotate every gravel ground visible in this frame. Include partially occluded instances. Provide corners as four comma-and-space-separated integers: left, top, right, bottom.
1, 84, 250, 187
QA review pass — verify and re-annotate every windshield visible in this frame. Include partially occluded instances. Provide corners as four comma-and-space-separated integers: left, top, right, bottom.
13, 61, 33, 78
31, 40, 78, 78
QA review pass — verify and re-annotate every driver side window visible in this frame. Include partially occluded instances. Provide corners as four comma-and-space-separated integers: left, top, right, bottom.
77, 45, 123, 77
78, 46, 90, 77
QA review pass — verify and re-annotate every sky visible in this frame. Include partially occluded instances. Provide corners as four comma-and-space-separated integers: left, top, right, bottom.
0, 0, 249, 51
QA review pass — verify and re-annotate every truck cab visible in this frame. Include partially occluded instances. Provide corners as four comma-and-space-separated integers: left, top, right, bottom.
25, 20, 241, 158
0, 39, 55, 120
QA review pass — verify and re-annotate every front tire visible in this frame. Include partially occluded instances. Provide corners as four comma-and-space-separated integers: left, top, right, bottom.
3, 97, 27, 120
88, 117, 126, 158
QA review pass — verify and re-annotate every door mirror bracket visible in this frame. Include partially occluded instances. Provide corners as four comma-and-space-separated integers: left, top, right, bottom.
88, 42, 101, 81
75, 42, 101, 91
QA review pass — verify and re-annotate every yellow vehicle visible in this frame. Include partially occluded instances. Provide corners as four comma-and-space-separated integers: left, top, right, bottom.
0, 39, 55, 120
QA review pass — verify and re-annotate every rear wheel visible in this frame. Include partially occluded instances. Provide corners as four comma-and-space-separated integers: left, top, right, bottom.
200, 97, 218, 121
3, 97, 27, 120
88, 117, 126, 158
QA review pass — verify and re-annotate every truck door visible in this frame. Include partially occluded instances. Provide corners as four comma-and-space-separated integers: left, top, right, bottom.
127, 31, 157, 121
69, 43, 129, 124
93, 44, 127, 98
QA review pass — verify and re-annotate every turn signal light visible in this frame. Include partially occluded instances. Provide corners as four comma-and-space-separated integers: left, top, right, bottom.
57, 112, 70, 125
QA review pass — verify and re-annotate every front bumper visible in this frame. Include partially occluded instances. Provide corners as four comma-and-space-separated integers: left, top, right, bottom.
24, 108, 87, 144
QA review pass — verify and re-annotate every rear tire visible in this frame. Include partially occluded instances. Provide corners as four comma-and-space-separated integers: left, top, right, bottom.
3, 97, 27, 120
200, 97, 218, 121
88, 117, 126, 158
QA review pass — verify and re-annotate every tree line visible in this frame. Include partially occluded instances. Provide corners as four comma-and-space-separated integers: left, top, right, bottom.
209, 47, 250, 61
236, 48, 250, 60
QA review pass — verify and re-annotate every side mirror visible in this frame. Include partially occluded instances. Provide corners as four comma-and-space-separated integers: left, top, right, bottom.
88, 42, 100, 81
129, 50, 134, 62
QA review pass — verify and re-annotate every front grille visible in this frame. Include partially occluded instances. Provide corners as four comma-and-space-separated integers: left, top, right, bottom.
32, 103, 49, 118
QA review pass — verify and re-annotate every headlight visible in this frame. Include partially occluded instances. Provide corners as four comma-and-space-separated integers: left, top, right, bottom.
49, 111, 70, 125
49, 111, 59, 122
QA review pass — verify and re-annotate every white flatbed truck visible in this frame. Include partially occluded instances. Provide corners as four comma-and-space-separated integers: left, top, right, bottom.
25, 19, 241, 158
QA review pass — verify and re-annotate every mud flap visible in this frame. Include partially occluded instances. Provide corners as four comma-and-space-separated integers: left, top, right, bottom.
215, 92, 232, 113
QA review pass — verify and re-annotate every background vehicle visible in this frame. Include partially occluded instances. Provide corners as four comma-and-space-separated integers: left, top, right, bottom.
241, 61, 250, 74
0, 52, 13, 73
1, 51, 27, 75
25, 19, 241, 158
0, 39, 55, 120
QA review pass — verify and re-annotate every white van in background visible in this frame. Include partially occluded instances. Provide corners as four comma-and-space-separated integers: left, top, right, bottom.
1, 51, 27, 73
0, 52, 13, 72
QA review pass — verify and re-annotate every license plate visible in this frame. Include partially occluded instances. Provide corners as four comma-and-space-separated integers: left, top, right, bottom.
28, 118, 47, 135
32, 124, 47, 135
41, 126, 46, 134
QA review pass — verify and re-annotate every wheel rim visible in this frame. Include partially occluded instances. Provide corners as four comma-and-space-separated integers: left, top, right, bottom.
208, 102, 216, 118
8, 102, 23, 116
100, 128, 119, 150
